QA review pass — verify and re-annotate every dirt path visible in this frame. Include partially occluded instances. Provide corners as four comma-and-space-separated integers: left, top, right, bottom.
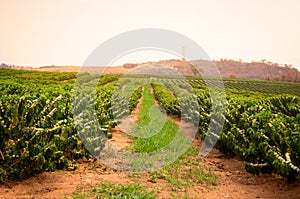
0, 162, 126, 199
199, 148, 300, 199
121, 84, 126, 92
109, 126, 132, 149
103, 82, 111, 87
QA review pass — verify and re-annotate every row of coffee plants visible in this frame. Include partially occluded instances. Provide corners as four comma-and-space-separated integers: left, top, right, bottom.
0, 70, 140, 182
218, 96, 300, 182
152, 79, 300, 182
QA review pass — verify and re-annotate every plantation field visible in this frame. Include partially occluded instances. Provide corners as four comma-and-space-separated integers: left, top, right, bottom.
0, 68, 300, 198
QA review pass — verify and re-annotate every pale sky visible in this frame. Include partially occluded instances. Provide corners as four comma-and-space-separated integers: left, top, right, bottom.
0, 0, 300, 70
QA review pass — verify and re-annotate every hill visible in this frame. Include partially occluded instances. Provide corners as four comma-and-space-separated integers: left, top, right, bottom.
151, 59, 300, 82
215, 59, 300, 82
2, 59, 300, 83
142, 59, 300, 82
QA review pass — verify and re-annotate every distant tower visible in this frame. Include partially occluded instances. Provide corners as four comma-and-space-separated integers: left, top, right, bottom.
182, 47, 186, 61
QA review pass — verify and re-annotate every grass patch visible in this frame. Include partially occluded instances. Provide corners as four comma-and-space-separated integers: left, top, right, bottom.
148, 147, 217, 190
138, 83, 156, 126
132, 117, 179, 152
131, 84, 182, 153
66, 182, 157, 199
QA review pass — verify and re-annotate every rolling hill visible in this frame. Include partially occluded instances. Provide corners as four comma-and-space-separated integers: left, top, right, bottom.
1, 59, 300, 83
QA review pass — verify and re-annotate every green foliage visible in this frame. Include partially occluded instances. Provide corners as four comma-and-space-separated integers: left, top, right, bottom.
216, 96, 300, 182
0, 93, 84, 181
0, 69, 122, 182
151, 82, 180, 115
153, 76, 300, 182
1, 69, 300, 183
188, 77, 300, 96
111, 78, 143, 123
98, 74, 120, 86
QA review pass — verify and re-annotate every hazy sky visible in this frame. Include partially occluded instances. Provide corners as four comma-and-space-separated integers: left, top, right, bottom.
1, 0, 300, 69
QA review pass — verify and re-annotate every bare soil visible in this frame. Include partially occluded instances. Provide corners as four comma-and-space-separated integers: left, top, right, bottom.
199, 149, 300, 199
1, 148, 299, 199
35, 66, 128, 74
109, 126, 132, 149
